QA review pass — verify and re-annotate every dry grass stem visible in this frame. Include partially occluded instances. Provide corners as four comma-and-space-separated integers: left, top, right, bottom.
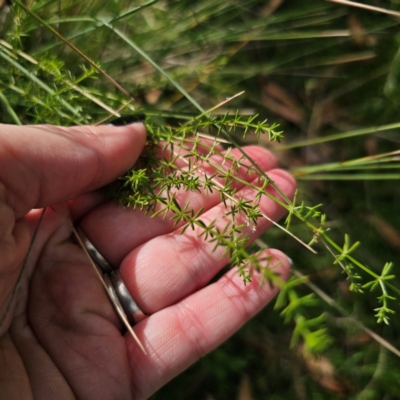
70, 223, 147, 354
327, 0, 400, 17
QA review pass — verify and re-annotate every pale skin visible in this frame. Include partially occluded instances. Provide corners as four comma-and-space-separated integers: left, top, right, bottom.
0, 122, 296, 399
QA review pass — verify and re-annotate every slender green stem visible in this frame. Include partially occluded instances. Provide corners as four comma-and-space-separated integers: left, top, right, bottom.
296, 173, 400, 180
0, 92, 22, 125
280, 122, 400, 150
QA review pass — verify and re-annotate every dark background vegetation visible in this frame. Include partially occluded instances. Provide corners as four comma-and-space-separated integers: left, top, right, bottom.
1, 0, 400, 398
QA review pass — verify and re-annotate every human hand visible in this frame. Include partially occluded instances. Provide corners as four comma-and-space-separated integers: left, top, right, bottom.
0, 122, 296, 399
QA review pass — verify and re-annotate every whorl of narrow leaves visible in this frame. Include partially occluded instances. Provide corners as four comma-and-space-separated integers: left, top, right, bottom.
362, 262, 396, 325
105, 112, 399, 335
108, 112, 284, 283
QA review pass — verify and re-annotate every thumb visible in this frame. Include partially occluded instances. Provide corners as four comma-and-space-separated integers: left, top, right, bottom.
0, 123, 146, 218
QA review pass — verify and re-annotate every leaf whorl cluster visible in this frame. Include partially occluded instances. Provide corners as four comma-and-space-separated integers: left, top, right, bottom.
106, 114, 282, 285
104, 112, 400, 353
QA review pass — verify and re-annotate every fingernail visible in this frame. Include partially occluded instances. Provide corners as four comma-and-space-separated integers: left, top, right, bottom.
108, 114, 146, 126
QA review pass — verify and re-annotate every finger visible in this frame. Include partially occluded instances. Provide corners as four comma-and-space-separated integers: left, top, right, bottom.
79, 146, 278, 265
67, 192, 106, 221
127, 249, 291, 399
119, 168, 296, 313
0, 123, 146, 218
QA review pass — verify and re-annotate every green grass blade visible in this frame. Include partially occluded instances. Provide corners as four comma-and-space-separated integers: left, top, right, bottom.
0, 91, 22, 125
297, 174, 400, 180
281, 122, 400, 150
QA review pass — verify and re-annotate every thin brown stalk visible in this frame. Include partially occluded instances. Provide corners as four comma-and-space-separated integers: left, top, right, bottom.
95, 99, 136, 125
327, 0, 400, 17
70, 223, 146, 354
13, 1, 134, 100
